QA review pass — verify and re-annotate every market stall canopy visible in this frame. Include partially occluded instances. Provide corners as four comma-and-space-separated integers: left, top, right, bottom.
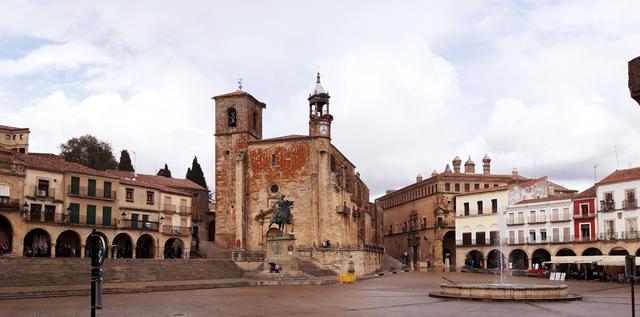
545, 256, 640, 266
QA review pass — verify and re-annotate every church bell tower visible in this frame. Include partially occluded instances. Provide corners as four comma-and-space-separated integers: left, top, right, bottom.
308, 73, 333, 138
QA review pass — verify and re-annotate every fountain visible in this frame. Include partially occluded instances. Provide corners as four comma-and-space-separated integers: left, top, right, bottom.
429, 211, 581, 301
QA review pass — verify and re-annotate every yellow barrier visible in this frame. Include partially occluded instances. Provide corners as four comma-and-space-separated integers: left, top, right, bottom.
337, 273, 356, 284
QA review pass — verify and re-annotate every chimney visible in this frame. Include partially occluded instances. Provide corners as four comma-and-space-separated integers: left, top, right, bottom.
444, 164, 452, 173
629, 56, 640, 105
464, 156, 475, 174
512, 168, 519, 179
431, 170, 438, 177
416, 174, 423, 183
452, 156, 462, 173
482, 154, 491, 175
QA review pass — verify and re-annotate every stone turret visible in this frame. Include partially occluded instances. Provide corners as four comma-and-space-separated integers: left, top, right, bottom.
629, 56, 640, 105
464, 156, 475, 174
452, 156, 462, 173
416, 174, 423, 183
444, 164, 452, 173
431, 170, 438, 177
482, 154, 491, 175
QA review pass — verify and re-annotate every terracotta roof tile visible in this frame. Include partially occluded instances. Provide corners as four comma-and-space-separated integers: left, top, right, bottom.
0, 124, 29, 132
16, 153, 118, 179
514, 194, 575, 205
597, 167, 640, 185
135, 174, 206, 191
574, 186, 596, 199
212, 90, 266, 107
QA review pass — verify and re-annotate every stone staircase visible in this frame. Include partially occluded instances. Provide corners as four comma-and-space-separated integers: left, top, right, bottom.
198, 241, 233, 259
0, 258, 244, 287
298, 261, 337, 277
380, 254, 405, 271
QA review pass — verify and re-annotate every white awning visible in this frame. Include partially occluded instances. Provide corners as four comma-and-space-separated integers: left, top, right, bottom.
546, 256, 640, 266
0, 185, 9, 197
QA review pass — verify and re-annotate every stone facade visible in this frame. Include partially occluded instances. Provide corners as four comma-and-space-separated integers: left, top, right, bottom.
213, 77, 382, 273
377, 156, 528, 270
0, 125, 29, 154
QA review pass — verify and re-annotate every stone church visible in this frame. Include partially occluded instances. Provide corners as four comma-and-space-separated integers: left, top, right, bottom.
213, 74, 381, 267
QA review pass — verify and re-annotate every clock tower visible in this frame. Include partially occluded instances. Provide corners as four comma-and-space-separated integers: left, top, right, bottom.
308, 73, 333, 138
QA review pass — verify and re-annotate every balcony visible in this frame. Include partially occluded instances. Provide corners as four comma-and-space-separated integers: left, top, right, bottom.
163, 204, 177, 213
68, 186, 117, 201
528, 215, 547, 224
32, 186, 56, 199
600, 200, 615, 212
24, 212, 117, 228
599, 231, 640, 241
574, 212, 596, 219
506, 218, 525, 226
526, 237, 549, 244
24, 211, 61, 223
550, 213, 572, 222
119, 219, 159, 231
0, 199, 20, 211
179, 205, 188, 213
623, 199, 638, 209
507, 238, 526, 245
161, 225, 191, 236
456, 239, 489, 246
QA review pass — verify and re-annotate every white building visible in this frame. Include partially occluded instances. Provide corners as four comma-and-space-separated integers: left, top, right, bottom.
596, 167, 640, 240
506, 195, 574, 245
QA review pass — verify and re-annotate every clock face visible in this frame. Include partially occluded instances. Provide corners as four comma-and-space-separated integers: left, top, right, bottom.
319, 125, 328, 135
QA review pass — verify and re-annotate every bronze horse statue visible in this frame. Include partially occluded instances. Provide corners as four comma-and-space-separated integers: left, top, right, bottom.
269, 194, 294, 233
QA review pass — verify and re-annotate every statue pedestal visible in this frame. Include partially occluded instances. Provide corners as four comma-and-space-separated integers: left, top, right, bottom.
264, 234, 299, 273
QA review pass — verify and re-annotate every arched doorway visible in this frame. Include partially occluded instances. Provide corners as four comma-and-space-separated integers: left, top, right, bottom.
531, 249, 551, 268
0, 215, 12, 255
208, 220, 215, 242
112, 233, 133, 258
164, 238, 184, 259
487, 249, 505, 269
84, 232, 109, 259
442, 231, 456, 270
465, 250, 484, 268
136, 234, 155, 259
23, 228, 51, 257
555, 248, 576, 272
56, 230, 81, 257
509, 249, 528, 270
583, 248, 603, 256
609, 247, 629, 256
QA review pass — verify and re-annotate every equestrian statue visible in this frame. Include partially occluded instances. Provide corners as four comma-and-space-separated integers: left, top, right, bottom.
269, 194, 294, 233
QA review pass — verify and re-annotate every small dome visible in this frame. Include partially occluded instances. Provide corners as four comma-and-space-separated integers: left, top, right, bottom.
431, 170, 438, 177
453, 156, 461, 162
444, 164, 452, 173
465, 155, 474, 164
311, 72, 326, 95
483, 154, 491, 162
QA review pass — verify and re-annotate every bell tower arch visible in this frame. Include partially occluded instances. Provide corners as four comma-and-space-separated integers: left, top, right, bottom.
308, 73, 333, 138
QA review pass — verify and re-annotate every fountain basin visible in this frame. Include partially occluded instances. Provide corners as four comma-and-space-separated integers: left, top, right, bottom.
429, 283, 582, 301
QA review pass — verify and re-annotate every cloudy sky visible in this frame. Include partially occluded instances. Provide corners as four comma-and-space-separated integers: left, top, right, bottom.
2, 1, 640, 198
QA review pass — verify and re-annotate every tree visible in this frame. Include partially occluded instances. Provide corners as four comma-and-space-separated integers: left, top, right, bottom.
186, 156, 207, 189
157, 163, 172, 178
118, 150, 135, 171
60, 135, 118, 171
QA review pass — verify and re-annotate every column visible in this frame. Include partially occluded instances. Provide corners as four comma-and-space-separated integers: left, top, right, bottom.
132, 243, 137, 258
80, 244, 86, 258
51, 243, 56, 258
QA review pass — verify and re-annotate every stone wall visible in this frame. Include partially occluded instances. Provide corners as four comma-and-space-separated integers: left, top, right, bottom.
630, 56, 640, 105
296, 248, 383, 275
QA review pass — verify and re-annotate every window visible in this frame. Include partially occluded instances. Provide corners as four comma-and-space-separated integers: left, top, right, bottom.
529, 229, 536, 243
126, 188, 134, 202
491, 199, 498, 213
88, 179, 96, 197
19, 134, 23, 140
87, 205, 96, 225
227, 108, 237, 127
475, 232, 486, 245
580, 204, 589, 215
454, 183, 460, 192
508, 231, 515, 244
4, 134, 9, 140
252, 111, 258, 130
540, 229, 547, 242
517, 230, 525, 244
463, 202, 470, 216
103, 181, 112, 199
44, 205, 55, 222
489, 231, 499, 245
70, 177, 80, 195
580, 223, 590, 239
131, 213, 139, 229
30, 203, 42, 221
69, 203, 80, 224
477, 201, 483, 214
146, 191, 154, 204
103, 207, 112, 226
445, 183, 450, 191
464, 183, 470, 192
484, 184, 490, 189
474, 183, 480, 190
462, 232, 472, 245
604, 192, 614, 202
270, 184, 279, 193
493, 184, 499, 188
37, 179, 50, 197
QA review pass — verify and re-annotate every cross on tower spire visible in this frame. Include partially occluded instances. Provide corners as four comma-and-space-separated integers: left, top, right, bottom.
237, 78, 243, 91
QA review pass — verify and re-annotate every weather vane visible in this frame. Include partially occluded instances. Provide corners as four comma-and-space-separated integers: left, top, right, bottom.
237, 78, 243, 91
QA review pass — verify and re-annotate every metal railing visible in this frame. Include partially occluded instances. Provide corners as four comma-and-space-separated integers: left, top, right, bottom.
574, 212, 596, 219
232, 251, 266, 262
33, 186, 56, 198
179, 205, 188, 213
600, 200, 615, 212
24, 212, 117, 227
623, 199, 638, 209
120, 219, 159, 231
161, 225, 191, 236
0, 199, 20, 210
598, 231, 640, 241
163, 204, 177, 212
506, 217, 525, 225
550, 213, 572, 222
68, 186, 117, 200
528, 215, 547, 224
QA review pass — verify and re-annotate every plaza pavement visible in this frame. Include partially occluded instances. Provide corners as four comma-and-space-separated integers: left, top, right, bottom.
0, 271, 637, 317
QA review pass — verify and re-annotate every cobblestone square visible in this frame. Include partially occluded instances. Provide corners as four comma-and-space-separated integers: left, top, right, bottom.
1, 272, 638, 317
